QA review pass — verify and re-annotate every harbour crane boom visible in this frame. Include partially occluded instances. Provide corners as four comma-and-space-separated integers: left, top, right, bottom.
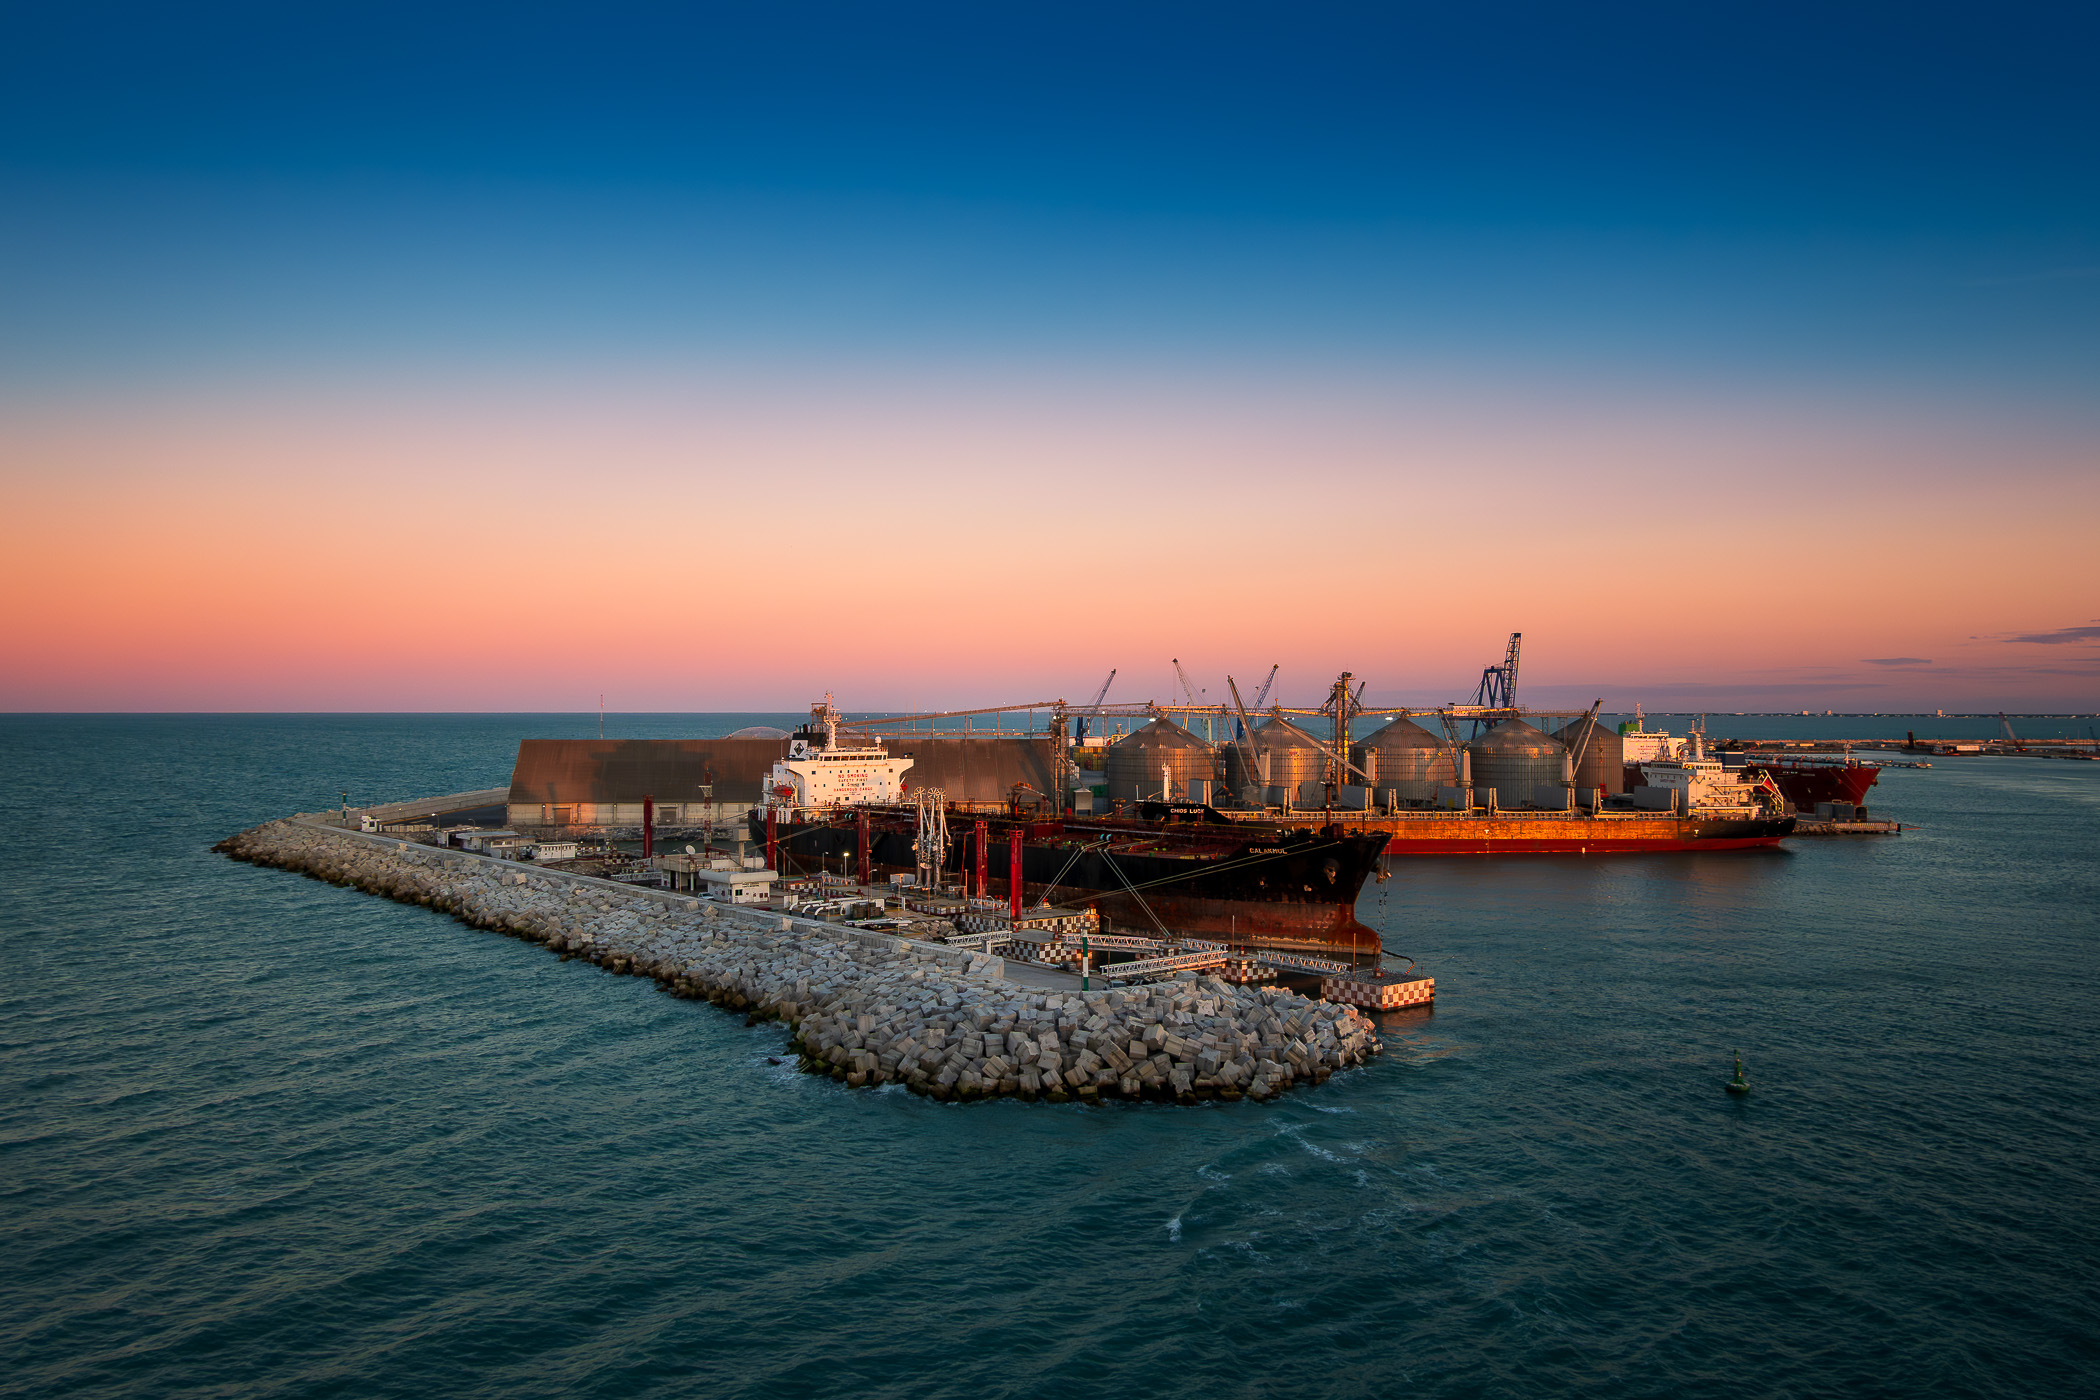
1172, 658, 1201, 710
1226, 675, 1267, 800
1252, 664, 1279, 710
1236, 664, 1279, 742
1074, 669, 1115, 739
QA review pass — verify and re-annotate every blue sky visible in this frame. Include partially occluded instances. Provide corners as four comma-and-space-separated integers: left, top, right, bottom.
2, 3, 2095, 711
5, 0, 2096, 398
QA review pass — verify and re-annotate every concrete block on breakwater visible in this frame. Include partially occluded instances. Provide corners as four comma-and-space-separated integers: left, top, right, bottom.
213, 817, 1384, 1104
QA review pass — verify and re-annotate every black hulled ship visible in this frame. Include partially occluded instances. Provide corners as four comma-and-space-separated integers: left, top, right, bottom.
758, 802, 1387, 956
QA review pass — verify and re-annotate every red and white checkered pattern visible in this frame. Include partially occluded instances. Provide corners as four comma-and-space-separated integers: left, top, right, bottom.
1321, 975, 1435, 1010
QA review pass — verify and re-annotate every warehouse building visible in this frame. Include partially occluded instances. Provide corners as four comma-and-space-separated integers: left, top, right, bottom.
506, 734, 790, 833
507, 728, 1068, 833
842, 731, 1062, 809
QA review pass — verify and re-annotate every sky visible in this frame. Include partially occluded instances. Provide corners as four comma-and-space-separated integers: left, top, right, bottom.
2, 1, 2096, 713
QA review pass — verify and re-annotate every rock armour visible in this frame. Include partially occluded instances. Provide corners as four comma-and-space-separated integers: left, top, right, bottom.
214, 818, 1384, 1104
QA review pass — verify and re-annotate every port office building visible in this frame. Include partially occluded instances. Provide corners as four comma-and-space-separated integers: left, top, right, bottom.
506, 731, 1064, 833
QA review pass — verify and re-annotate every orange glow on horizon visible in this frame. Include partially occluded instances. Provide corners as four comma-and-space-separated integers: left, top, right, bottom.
4, 369, 2095, 711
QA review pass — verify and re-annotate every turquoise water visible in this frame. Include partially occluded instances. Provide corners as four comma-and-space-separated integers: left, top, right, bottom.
3, 715, 2096, 1398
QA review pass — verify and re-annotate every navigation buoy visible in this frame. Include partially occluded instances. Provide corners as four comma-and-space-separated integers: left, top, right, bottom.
1726, 1051, 1750, 1096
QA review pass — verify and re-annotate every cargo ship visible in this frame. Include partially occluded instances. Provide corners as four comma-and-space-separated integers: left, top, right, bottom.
1615, 712, 1875, 814
1305, 807, 1793, 856
1308, 715, 1794, 855
1730, 754, 1880, 811
763, 806, 1388, 954
748, 705, 1386, 954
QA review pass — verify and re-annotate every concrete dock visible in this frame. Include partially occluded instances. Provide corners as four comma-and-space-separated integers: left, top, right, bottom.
217, 814, 1384, 1104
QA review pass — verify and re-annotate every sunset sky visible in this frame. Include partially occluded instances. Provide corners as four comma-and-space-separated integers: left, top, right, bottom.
3, 2, 2096, 712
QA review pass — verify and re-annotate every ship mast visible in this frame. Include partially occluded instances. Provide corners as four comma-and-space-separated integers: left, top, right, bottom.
817, 690, 840, 751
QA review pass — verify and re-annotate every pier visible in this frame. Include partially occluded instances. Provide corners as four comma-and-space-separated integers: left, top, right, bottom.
216, 809, 1387, 1104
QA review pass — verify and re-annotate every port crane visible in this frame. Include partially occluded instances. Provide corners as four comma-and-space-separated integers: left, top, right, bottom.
1172, 658, 1203, 709
1468, 632, 1522, 736
1073, 670, 1115, 740
1317, 673, 1374, 790
1172, 659, 1212, 740
1234, 664, 1279, 742
1226, 674, 1267, 802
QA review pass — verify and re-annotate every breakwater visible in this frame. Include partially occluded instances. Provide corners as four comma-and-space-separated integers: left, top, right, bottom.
214, 818, 1382, 1102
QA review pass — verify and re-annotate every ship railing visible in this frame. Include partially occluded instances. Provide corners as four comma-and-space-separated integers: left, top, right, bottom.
1252, 949, 1363, 977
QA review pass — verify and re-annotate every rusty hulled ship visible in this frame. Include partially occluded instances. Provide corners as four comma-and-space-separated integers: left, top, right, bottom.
1341, 715, 1792, 855
762, 806, 1387, 955
1294, 807, 1792, 856
747, 704, 1385, 954
1735, 755, 1880, 811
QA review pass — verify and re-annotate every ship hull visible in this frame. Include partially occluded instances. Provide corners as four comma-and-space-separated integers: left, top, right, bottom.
1348, 811, 1795, 856
1741, 762, 1879, 810
755, 809, 1385, 954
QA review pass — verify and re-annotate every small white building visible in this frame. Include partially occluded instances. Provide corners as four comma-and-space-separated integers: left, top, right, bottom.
455, 830, 524, 854
696, 867, 777, 905
530, 841, 579, 862
656, 852, 776, 901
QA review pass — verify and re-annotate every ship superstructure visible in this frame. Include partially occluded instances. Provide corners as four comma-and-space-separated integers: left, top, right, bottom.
1618, 705, 1684, 767
1631, 723, 1786, 818
760, 695, 913, 814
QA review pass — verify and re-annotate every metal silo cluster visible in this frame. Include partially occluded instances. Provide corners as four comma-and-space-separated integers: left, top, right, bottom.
1465, 719, 1567, 810
1549, 716, 1625, 796
1351, 716, 1459, 806
1225, 718, 1328, 801
1104, 718, 1217, 802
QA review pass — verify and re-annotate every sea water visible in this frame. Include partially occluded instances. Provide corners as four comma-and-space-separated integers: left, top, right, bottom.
2, 715, 2095, 1399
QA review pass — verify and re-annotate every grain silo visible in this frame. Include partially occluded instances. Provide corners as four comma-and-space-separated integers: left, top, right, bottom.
1104, 718, 1216, 802
1352, 716, 1458, 805
1550, 716, 1625, 796
1465, 720, 1566, 810
1225, 718, 1330, 800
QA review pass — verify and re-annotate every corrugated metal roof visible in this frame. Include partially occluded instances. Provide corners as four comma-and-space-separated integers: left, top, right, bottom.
1109, 717, 1210, 752
508, 739, 790, 805
854, 734, 1059, 805
1357, 717, 1443, 752
1468, 718, 1562, 756
1252, 717, 1327, 752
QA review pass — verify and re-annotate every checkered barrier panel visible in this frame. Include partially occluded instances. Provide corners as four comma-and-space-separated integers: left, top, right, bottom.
1320, 976, 1435, 1009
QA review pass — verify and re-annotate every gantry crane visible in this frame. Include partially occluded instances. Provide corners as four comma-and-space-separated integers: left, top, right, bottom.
1468, 632, 1522, 736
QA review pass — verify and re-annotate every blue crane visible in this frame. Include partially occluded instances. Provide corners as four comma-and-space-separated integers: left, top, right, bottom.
1235, 664, 1279, 742
1469, 633, 1522, 736
1073, 669, 1115, 739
